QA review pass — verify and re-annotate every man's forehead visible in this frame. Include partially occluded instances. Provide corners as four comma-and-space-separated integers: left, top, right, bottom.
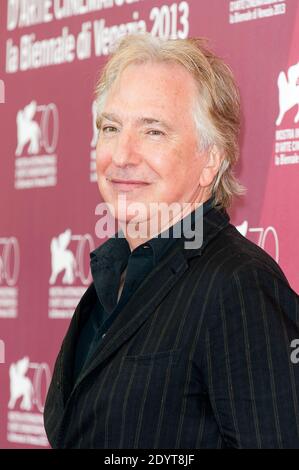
119, 60, 194, 79
110, 61, 197, 97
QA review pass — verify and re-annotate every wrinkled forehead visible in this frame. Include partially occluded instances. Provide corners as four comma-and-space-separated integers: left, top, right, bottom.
111, 59, 198, 92
102, 61, 198, 118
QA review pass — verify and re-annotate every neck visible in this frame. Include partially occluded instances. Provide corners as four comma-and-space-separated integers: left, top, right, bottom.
119, 195, 211, 252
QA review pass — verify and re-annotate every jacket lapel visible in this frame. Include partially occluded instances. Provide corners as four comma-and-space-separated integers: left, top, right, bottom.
70, 245, 190, 395
59, 282, 97, 403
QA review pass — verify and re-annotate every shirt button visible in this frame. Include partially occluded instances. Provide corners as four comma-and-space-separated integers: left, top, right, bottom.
102, 333, 106, 339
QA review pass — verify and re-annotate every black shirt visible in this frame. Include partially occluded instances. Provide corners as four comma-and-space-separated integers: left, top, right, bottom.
73, 198, 214, 383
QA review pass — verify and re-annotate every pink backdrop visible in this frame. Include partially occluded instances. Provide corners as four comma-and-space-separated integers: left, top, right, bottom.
0, 0, 298, 448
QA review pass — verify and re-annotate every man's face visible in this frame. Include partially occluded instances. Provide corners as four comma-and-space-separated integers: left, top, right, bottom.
96, 61, 209, 225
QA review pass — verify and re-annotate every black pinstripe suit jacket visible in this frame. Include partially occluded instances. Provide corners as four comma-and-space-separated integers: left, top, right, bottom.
44, 207, 299, 448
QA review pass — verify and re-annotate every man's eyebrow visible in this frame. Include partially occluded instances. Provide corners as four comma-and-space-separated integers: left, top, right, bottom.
98, 112, 173, 131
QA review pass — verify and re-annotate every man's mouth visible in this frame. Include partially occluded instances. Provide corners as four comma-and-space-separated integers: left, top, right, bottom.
107, 178, 151, 192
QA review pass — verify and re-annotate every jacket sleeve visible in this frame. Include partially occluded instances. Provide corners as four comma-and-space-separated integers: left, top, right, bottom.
202, 262, 299, 448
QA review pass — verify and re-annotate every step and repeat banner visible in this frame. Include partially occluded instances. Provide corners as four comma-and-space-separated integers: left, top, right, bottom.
0, 0, 298, 448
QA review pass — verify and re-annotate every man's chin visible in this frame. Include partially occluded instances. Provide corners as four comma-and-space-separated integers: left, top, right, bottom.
114, 211, 149, 226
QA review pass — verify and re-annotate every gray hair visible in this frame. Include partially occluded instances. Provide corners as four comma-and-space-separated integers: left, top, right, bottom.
95, 33, 245, 208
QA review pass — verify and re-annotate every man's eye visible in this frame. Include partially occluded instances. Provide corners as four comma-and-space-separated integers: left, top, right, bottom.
147, 129, 164, 136
102, 126, 117, 133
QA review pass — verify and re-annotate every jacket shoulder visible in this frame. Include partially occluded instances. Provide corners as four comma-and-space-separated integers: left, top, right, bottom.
202, 222, 290, 285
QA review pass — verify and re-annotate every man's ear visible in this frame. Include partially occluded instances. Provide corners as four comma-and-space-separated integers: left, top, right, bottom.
199, 144, 223, 188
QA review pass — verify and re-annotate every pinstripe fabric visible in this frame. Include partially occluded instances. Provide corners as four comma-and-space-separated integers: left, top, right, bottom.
43, 207, 299, 448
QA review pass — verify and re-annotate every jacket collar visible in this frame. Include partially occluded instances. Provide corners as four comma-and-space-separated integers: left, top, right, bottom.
182, 203, 230, 260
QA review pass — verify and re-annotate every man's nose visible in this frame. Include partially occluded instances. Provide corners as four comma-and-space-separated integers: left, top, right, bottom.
112, 129, 141, 166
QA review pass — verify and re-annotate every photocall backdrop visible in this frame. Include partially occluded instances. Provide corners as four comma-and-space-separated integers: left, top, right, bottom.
0, 0, 298, 448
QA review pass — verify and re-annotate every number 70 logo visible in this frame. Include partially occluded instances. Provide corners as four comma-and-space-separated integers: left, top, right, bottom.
236, 220, 279, 263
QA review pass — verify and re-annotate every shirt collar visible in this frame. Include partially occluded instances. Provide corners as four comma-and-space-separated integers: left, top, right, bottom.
89, 197, 220, 313
90, 196, 215, 266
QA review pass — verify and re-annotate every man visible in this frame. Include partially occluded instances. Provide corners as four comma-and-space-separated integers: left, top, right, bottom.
44, 34, 299, 448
